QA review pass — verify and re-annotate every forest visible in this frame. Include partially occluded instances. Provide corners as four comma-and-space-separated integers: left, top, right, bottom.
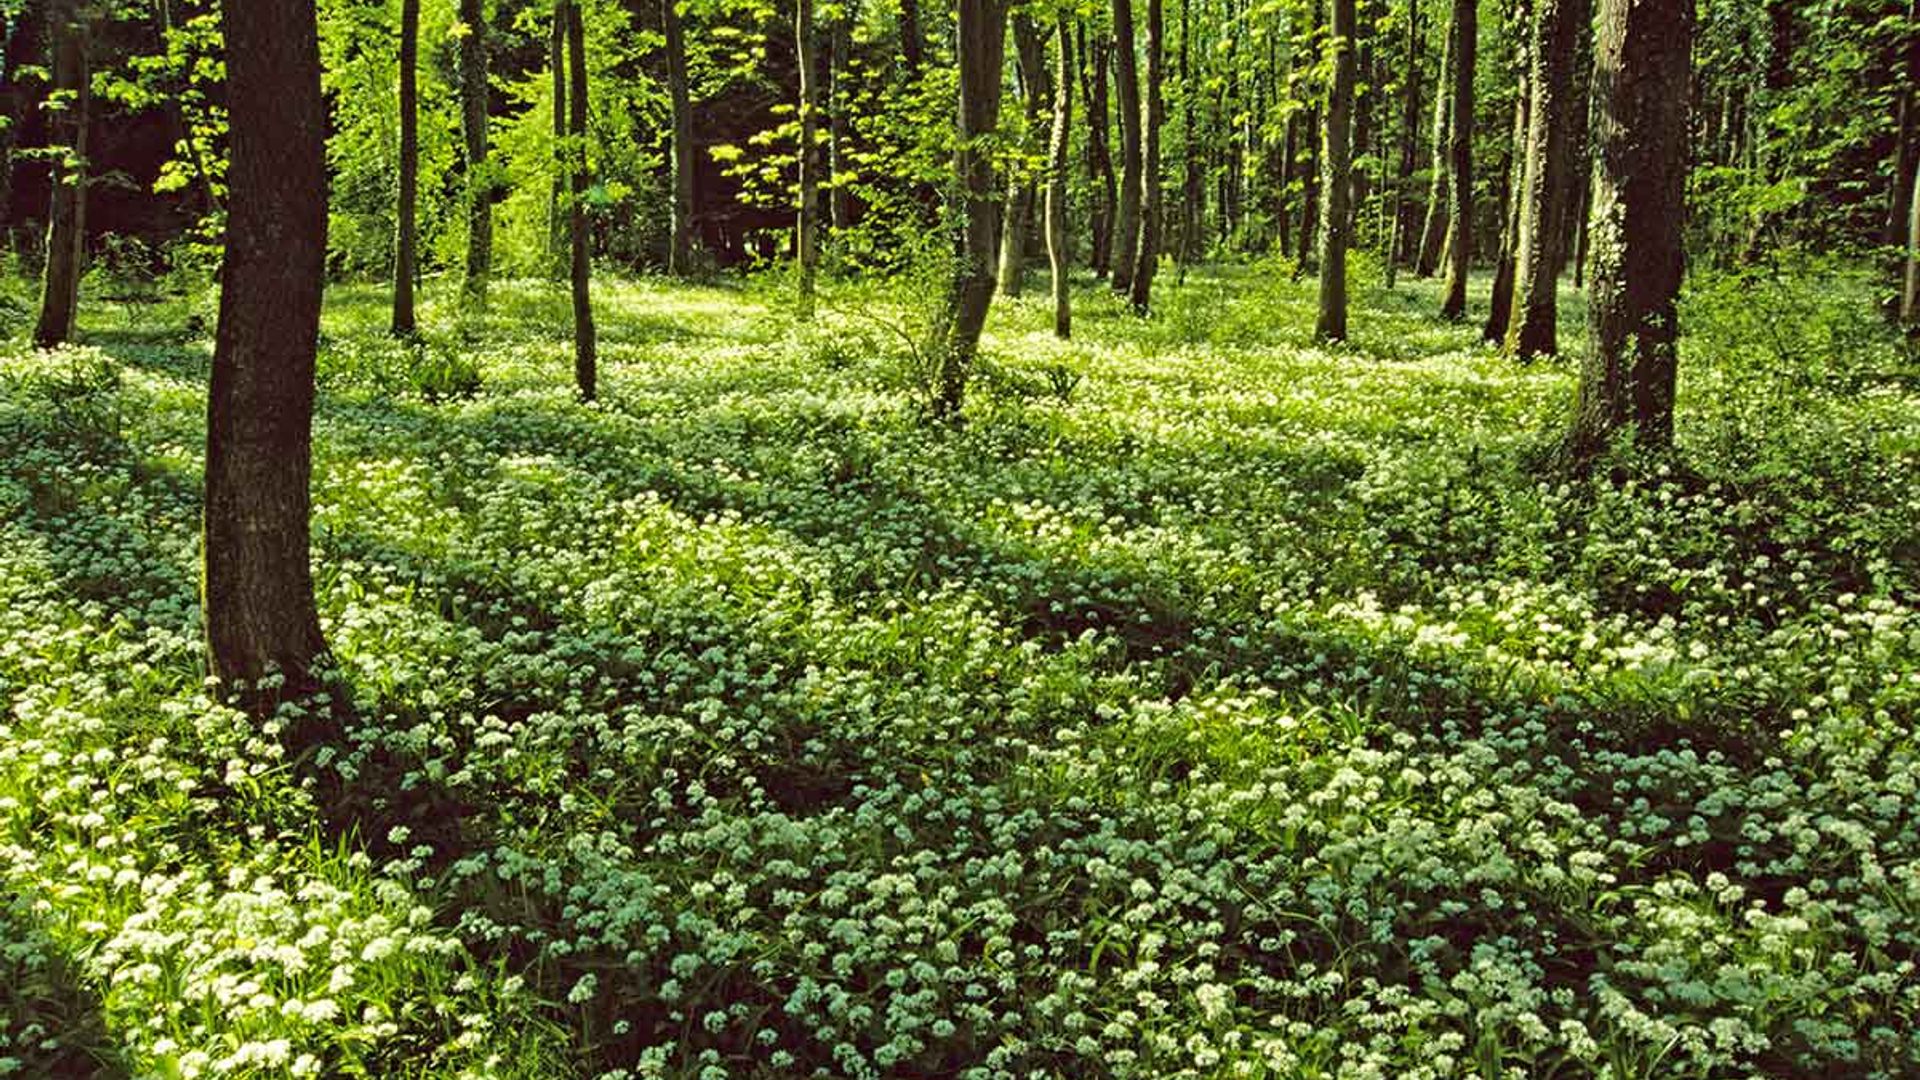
1, 0, 1919, 1075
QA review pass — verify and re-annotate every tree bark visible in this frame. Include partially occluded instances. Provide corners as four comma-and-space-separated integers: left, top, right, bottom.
664, 0, 696, 274
1128, 0, 1164, 312
1509, 0, 1588, 358
459, 0, 494, 306
1438, 0, 1475, 321
1903, 166, 1919, 326
32, 0, 85, 350
999, 14, 1049, 297
1416, 18, 1452, 277
828, 6, 853, 236
564, 0, 597, 399
1386, 0, 1420, 287
1178, 0, 1201, 272
931, 0, 1007, 422
203, 0, 329, 706
1886, 0, 1918, 269
1047, 16, 1074, 338
898, 0, 924, 72
0, 1, 44, 247
549, 10, 568, 277
391, 0, 420, 337
795, 0, 819, 315
1316, 0, 1356, 341
1081, 24, 1116, 276
1485, 3, 1530, 345
1566, 0, 1692, 466
1110, 0, 1142, 296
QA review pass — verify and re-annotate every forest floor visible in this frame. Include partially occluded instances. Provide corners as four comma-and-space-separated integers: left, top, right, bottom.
3, 262, 1919, 1078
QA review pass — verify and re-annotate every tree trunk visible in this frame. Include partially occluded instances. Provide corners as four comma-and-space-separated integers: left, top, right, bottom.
1178, 0, 1201, 272
1316, 0, 1356, 341
664, 0, 696, 274
1416, 19, 1452, 277
0, 1, 44, 246
1110, 0, 1142, 296
1081, 24, 1116, 276
898, 0, 924, 72
564, 0, 597, 399
999, 14, 1048, 297
1509, 0, 1588, 358
1387, 0, 1420, 287
1438, 0, 1475, 321
1484, 5, 1530, 345
459, 0, 493, 305
931, 0, 1007, 422
1886, 0, 1918, 271
795, 0, 818, 315
391, 0, 420, 337
1047, 16, 1074, 337
203, 0, 329, 707
549, 11, 568, 277
828, 6, 853, 236
1565, 0, 1692, 466
1278, 109, 1296, 258
1902, 166, 1919, 326
32, 0, 85, 350
1128, 0, 1163, 312
1297, 102, 1320, 271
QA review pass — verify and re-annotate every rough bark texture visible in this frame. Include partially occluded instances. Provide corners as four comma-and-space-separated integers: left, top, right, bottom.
664, 0, 695, 274
391, 0, 420, 337
33, 0, 85, 350
459, 0, 494, 305
931, 0, 1007, 422
1509, 0, 1588, 358
1485, 11, 1530, 346
203, 0, 329, 705
1047, 17, 1074, 338
1903, 167, 1919, 326
1316, 0, 1356, 341
1416, 24, 1453, 277
1386, 0, 1420, 287
999, 14, 1049, 297
1438, 0, 1475, 321
1110, 0, 1142, 296
795, 0, 818, 315
564, 0, 597, 399
1566, 0, 1693, 466
1127, 0, 1163, 312
1081, 25, 1116, 276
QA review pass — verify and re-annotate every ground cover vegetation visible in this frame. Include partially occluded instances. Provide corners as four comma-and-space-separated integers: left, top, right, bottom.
2, 0, 1920, 1076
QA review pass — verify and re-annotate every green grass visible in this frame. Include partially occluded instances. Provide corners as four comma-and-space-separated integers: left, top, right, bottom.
2, 260, 1918, 1078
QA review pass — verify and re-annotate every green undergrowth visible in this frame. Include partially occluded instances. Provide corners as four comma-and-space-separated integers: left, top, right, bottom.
2, 264, 1917, 1078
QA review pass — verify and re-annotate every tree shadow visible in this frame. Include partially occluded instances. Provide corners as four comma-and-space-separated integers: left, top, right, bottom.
0, 894, 133, 1079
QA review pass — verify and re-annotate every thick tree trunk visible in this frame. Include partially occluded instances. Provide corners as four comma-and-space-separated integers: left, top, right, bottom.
1128, 0, 1163, 312
1047, 17, 1074, 338
391, 0, 420, 337
1566, 0, 1692, 466
1509, 0, 1588, 358
1416, 19, 1452, 277
549, 12, 568, 277
564, 0, 597, 399
203, 0, 329, 706
999, 14, 1049, 297
33, 0, 85, 350
1387, 0, 1420, 287
1081, 25, 1116, 276
1110, 0, 1143, 296
796, 0, 819, 315
931, 0, 1007, 421
1485, 9, 1530, 346
1438, 0, 1475, 321
459, 0, 493, 305
664, 0, 696, 274
1316, 0, 1356, 341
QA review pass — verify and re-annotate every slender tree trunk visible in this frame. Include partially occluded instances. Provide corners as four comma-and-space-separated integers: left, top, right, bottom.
1297, 101, 1320, 271
1047, 16, 1074, 337
999, 14, 1048, 297
1279, 108, 1297, 259
931, 0, 1007, 421
203, 0, 329, 707
564, 0, 597, 399
1082, 25, 1116, 276
1903, 167, 1919, 327
1316, 0, 1357, 341
1886, 0, 1918, 272
1111, 0, 1143, 296
1178, 0, 1201, 272
1509, 0, 1588, 358
1484, 7, 1530, 345
899, 0, 924, 72
459, 0, 493, 305
549, 12, 568, 277
664, 0, 696, 273
795, 0, 819, 315
1128, 0, 1164, 311
1438, 0, 1475, 320
391, 0, 420, 337
1416, 20, 1452, 276
33, 0, 86, 350
1387, 0, 1420, 287
828, 6, 853, 236
1559, 8, 1593, 282
1565, 0, 1692, 466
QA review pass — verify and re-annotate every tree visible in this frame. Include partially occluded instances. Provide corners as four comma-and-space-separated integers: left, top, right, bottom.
203, 0, 329, 704
1904, 166, 1918, 327
1415, 22, 1452, 276
930, 0, 1007, 421
1046, 15, 1073, 338
795, 0, 819, 316
1484, 0, 1531, 345
1565, 0, 1693, 466
32, 0, 86, 350
1508, 0, 1589, 358
1080, 23, 1116, 276
548, 8, 567, 276
1385, 0, 1420, 288
1315, 0, 1356, 341
664, 0, 695, 274
390, 0, 420, 338
458, 0, 494, 306
999, 14, 1049, 298
1127, 0, 1163, 312
1110, 0, 1142, 295
827, 3, 853, 235
1438, 0, 1475, 321
563, 0, 597, 399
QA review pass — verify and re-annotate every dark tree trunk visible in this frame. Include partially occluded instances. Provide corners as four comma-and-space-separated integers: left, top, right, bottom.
1297, 101, 1320, 271
1886, 0, 1917, 255
1278, 108, 1296, 258
1128, 0, 1164, 312
1485, 5, 1530, 346
828, 7, 853, 235
391, 0, 420, 337
898, 0, 924, 72
0, 1, 44, 244
796, 0, 819, 315
203, 0, 329, 709
1559, 6, 1593, 282
549, 11, 568, 277
1047, 16, 1074, 337
1566, 0, 1693, 466
1110, 0, 1143, 296
1178, 0, 1202, 271
1081, 24, 1116, 276
664, 0, 696, 273
931, 0, 1007, 421
564, 0, 597, 399
459, 0, 494, 305
33, 0, 85, 350
1316, 0, 1357, 341
999, 14, 1049, 297
1416, 18, 1452, 277
1387, 0, 1420, 287
1509, 0, 1589, 358
1438, 0, 1475, 320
